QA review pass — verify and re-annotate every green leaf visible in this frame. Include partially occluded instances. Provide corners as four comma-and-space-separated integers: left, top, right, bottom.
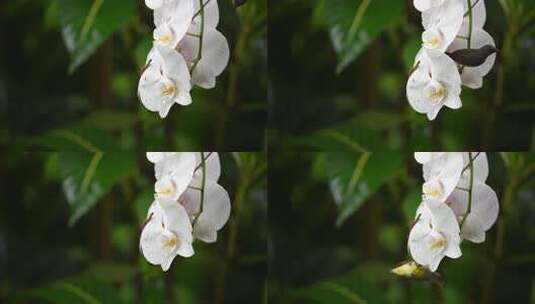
135, 36, 153, 69
56, 0, 136, 73
326, 151, 402, 227
297, 119, 384, 153
285, 270, 386, 304
30, 126, 136, 226
135, 189, 155, 224
319, 0, 404, 73
402, 35, 422, 70
355, 110, 406, 131
17, 274, 124, 304
31, 126, 116, 152
402, 187, 422, 223
61, 151, 135, 226
80, 110, 139, 131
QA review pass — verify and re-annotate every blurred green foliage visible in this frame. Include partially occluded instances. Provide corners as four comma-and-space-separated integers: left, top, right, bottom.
270, 0, 535, 151
0, 152, 267, 303
269, 151, 535, 303
1, 0, 267, 151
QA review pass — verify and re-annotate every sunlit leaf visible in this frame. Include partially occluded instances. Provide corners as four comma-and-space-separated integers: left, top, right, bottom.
318, 0, 404, 73
134, 36, 153, 69
325, 151, 402, 227
402, 35, 422, 70
31, 126, 136, 226
61, 151, 135, 226
135, 189, 154, 224
285, 270, 386, 304
55, 0, 136, 73
402, 188, 422, 223
17, 274, 124, 304
297, 120, 384, 153
80, 110, 139, 131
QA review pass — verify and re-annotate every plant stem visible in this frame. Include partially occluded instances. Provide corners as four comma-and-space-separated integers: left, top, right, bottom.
464, 0, 480, 18
460, 152, 474, 229
193, 152, 207, 226
461, 152, 480, 174
192, 0, 211, 20
190, 0, 206, 73
466, 0, 474, 49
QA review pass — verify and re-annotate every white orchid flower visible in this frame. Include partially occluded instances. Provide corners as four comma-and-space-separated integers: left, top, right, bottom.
178, 179, 231, 243
407, 49, 462, 120
446, 180, 499, 243
448, 28, 496, 89
414, 152, 447, 164
146, 152, 178, 164
145, 0, 167, 10
153, 0, 194, 48
138, 46, 192, 118
421, 0, 464, 51
193, 152, 221, 182
192, 0, 220, 28
463, 0, 486, 29
421, 152, 464, 202
461, 152, 489, 182
409, 199, 462, 271
152, 152, 196, 201
413, 0, 446, 12
140, 198, 194, 271
178, 25, 230, 89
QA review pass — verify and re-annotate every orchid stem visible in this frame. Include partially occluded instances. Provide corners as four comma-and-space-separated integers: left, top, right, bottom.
460, 152, 475, 229
466, 0, 474, 49
463, 0, 480, 18
194, 152, 213, 173
192, 0, 211, 20
193, 152, 207, 226
455, 186, 470, 192
189, 0, 206, 73
461, 152, 480, 174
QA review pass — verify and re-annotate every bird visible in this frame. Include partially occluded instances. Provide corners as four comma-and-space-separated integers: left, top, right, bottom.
391, 260, 444, 285
446, 45, 498, 67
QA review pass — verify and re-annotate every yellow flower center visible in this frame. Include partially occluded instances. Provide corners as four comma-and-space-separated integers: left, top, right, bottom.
161, 84, 176, 97
428, 237, 446, 251
428, 86, 444, 101
158, 185, 174, 196
163, 235, 179, 249
428, 36, 441, 48
424, 81, 446, 104
157, 33, 173, 45
156, 179, 176, 198
424, 187, 442, 199
423, 180, 444, 199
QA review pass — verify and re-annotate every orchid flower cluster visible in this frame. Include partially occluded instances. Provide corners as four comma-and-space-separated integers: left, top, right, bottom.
408, 152, 499, 272
138, 0, 230, 118
140, 152, 231, 271
407, 0, 496, 120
